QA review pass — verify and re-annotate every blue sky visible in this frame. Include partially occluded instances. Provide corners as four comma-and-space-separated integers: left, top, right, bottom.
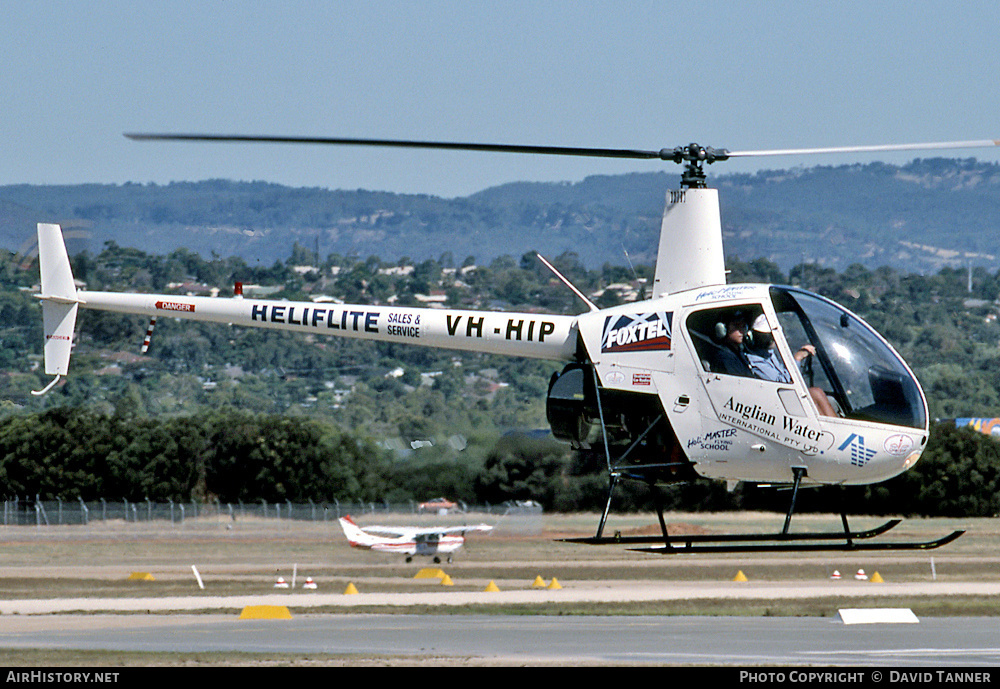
5, 1, 1000, 198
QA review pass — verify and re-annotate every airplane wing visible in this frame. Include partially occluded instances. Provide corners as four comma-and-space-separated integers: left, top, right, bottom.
433, 524, 494, 535
362, 524, 493, 537
360, 525, 422, 537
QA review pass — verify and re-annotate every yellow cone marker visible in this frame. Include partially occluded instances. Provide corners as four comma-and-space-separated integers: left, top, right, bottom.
484, 580, 500, 592
127, 572, 155, 581
733, 570, 748, 582
547, 577, 562, 590
414, 568, 446, 579
531, 575, 547, 588
343, 582, 359, 595
238, 605, 292, 620
440, 574, 454, 586
870, 571, 884, 583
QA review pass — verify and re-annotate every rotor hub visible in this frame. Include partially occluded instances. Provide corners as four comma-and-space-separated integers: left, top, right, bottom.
658, 143, 731, 188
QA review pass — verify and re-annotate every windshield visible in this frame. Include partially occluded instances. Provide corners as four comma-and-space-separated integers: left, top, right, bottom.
770, 287, 927, 430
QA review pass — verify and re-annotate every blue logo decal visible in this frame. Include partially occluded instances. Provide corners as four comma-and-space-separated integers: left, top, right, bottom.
838, 434, 877, 467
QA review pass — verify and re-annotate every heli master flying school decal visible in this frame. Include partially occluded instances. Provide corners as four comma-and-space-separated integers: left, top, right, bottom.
601, 312, 672, 354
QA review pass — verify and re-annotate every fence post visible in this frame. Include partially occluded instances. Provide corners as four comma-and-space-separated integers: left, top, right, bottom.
36, 495, 49, 527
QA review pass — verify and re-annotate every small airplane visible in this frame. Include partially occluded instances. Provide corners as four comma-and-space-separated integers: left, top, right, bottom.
29, 132, 999, 553
338, 515, 493, 563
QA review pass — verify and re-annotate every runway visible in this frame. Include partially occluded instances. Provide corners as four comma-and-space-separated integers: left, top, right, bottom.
0, 613, 998, 666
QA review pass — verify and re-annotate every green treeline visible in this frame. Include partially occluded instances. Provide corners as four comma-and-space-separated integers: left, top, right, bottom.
2, 406, 998, 517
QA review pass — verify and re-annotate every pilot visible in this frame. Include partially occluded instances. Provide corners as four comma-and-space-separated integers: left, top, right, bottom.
709, 311, 753, 377
745, 315, 792, 383
743, 315, 836, 416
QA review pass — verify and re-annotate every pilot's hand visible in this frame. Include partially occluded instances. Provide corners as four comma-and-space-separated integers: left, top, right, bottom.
794, 344, 816, 362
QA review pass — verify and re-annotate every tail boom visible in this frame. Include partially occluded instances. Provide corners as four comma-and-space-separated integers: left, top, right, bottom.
76, 290, 579, 361
32, 223, 578, 393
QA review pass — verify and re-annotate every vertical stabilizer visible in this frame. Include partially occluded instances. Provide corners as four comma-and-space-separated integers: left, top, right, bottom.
34, 224, 80, 391
338, 516, 376, 548
38, 223, 78, 301
651, 188, 726, 298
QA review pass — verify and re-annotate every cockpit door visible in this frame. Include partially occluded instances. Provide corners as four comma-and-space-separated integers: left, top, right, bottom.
684, 302, 835, 461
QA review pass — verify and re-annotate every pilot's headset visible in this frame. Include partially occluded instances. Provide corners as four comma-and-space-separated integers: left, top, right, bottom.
713, 310, 746, 341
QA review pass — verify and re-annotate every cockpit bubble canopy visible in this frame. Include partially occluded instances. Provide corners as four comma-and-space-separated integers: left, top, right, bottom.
770, 287, 926, 430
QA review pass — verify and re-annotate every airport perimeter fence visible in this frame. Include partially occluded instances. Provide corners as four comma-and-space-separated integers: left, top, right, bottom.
1, 497, 543, 529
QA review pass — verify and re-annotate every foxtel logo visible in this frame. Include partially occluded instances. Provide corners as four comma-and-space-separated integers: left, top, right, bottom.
602, 312, 672, 354
155, 301, 195, 313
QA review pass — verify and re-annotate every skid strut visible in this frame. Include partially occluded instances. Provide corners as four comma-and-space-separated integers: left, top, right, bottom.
575, 457, 965, 553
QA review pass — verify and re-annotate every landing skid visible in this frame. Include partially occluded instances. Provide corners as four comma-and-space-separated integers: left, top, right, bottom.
564, 519, 964, 553
632, 530, 964, 553
564, 517, 901, 546
576, 460, 965, 553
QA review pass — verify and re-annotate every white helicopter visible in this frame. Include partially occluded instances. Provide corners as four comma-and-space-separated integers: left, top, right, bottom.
32, 134, 999, 552
338, 515, 492, 563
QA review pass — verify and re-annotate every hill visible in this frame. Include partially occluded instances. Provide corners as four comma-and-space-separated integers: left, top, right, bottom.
1, 157, 998, 273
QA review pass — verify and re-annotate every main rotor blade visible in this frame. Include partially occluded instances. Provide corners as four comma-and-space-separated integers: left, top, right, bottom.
125, 133, 1000, 165
727, 139, 1000, 158
124, 133, 669, 160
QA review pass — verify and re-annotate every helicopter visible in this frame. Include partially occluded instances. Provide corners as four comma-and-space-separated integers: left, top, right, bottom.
32, 134, 1000, 553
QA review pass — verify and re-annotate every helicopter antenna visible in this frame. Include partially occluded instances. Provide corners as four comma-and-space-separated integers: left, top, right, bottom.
622, 244, 646, 301
535, 252, 598, 312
